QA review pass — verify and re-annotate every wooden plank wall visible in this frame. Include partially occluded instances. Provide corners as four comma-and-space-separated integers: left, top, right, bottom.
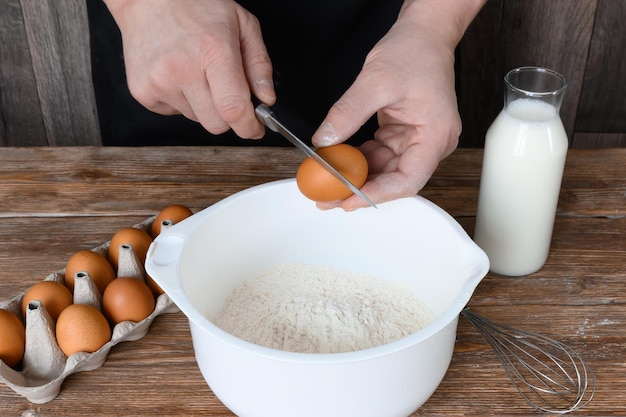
0, 0, 100, 146
0, 0, 624, 148
574, 0, 626, 149
0, 0, 46, 146
457, 0, 626, 149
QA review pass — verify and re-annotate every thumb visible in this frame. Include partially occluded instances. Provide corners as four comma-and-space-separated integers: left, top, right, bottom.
311, 78, 379, 147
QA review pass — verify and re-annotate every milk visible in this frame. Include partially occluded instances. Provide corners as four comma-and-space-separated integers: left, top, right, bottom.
473, 98, 568, 276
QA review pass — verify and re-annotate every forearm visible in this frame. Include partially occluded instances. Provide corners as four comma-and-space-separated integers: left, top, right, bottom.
399, 0, 487, 49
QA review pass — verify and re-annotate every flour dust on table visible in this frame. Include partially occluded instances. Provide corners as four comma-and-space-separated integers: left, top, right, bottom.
213, 263, 434, 353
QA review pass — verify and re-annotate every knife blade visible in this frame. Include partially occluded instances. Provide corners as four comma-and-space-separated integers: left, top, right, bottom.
254, 103, 376, 208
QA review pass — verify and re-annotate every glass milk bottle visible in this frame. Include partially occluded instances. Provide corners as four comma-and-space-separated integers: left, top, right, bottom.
473, 67, 568, 277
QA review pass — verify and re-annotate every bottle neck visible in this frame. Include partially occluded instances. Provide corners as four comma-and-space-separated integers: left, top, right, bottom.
504, 67, 567, 112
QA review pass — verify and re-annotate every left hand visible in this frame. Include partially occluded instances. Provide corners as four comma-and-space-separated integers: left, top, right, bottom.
311, 0, 483, 210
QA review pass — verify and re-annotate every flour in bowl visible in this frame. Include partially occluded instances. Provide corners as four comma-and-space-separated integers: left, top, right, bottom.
213, 262, 434, 353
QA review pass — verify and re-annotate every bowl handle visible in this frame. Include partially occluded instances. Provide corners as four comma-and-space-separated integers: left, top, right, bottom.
145, 235, 186, 306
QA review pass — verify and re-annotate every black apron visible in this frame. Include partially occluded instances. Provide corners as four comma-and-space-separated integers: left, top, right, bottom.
86, 0, 404, 146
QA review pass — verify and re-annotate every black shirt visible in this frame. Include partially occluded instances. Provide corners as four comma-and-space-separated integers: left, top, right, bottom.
86, 0, 404, 146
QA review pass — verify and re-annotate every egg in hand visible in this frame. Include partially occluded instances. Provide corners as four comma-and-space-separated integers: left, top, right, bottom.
296, 144, 368, 202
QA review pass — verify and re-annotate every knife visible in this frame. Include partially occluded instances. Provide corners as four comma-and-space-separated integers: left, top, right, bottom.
254, 103, 376, 208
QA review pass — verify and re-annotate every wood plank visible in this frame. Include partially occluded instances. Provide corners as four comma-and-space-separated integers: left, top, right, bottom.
0, 147, 301, 217
573, 132, 626, 149
2, 215, 623, 313
456, 0, 597, 148
0, 148, 623, 219
575, 0, 626, 133
424, 148, 626, 218
467, 218, 626, 307
20, 0, 101, 145
417, 305, 626, 416
0, 0, 47, 146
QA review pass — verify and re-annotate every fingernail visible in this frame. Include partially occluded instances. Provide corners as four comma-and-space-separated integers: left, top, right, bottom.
314, 122, 339, 147
255, 79, 276, 101
255, 78, 273, 89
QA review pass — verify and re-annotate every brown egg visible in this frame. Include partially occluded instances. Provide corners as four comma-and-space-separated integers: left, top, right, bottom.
65, 250, 116, 295
56, 304, 111, 356
296, 144, 369, 202
150, 204, 193, 238
108, 227, 153, 269
102, 277, 155, 324
145, 273, 165, 296
0, 309, 25, 367
21, 281, 73, 322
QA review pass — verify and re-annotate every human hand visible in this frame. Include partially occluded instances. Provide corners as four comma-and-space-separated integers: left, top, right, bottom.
103, 0, 276, 138
311, 0, 485, 210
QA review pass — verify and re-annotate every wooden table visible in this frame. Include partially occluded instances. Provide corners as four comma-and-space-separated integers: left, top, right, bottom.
0, 147, 624, 416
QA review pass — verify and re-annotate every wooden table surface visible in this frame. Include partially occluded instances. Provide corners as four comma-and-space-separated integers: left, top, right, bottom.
0, 146, 624, 416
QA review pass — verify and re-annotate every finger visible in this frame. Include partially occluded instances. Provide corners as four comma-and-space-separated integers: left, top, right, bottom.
314, 171, 411, 212
315, 200, 343, 210
127, 63, 204, 124
340, 170, 414, 211
148, 101, 182, 116
183, 82, 232, 135
311, 72, 389, 147
340, 141, 443, 211
238, 11, 276, 105
202, 24, 264, 139
368, 148, 438, 198
148, 98, 203, 126
360, 139, 398, 174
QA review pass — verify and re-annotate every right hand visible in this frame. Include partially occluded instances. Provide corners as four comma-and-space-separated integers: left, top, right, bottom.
103, 0, 276, 138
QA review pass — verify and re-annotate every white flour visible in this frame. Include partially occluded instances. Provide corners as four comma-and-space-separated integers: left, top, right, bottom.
213, 263, 434, 353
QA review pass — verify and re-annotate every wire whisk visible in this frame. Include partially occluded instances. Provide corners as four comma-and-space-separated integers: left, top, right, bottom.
461, 308, 595, 414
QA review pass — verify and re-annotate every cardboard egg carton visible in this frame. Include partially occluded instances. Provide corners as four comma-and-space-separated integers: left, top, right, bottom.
0, 217, 178, 404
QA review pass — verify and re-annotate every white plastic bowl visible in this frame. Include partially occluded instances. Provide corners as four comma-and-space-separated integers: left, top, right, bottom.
146, 179, 489, 417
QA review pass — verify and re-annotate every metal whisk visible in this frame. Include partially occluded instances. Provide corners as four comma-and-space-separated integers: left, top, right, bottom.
460, 308, 595, 414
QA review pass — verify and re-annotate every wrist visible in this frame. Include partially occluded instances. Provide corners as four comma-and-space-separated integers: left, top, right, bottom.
399, 0, 487, 49
102, 0, 132, 22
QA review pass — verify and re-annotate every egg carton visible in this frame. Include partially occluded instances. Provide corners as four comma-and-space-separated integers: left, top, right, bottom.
0, 217, 179, 404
